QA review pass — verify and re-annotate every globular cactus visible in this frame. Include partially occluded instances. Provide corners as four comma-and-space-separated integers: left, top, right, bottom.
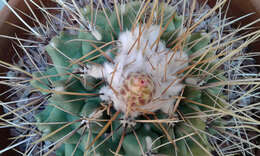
1, 0, 260, 156
29, 2, 230, 155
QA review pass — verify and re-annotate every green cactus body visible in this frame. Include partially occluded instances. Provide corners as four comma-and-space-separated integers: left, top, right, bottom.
31, 2, 228, 156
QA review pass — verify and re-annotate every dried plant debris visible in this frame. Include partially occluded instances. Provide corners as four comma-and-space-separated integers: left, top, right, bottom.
0, 0, 259, 156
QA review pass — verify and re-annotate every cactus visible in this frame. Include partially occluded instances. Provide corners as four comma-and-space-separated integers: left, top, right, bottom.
1, 0, 260, 156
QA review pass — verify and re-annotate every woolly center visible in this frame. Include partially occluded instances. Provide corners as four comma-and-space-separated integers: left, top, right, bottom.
120, 72, 155, 109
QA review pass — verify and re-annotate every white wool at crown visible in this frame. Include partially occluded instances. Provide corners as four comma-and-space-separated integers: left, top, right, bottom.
87, 25, 188, 117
